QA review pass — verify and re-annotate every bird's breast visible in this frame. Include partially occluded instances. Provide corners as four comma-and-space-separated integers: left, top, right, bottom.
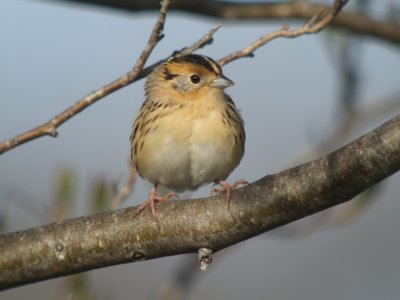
137, 101, 243, 192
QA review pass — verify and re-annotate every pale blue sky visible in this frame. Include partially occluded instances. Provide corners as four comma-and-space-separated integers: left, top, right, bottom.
1, 0, 400, 299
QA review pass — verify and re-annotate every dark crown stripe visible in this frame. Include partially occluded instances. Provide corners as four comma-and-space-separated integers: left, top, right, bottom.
163, 67, 178, 80
172, 54, 221, 74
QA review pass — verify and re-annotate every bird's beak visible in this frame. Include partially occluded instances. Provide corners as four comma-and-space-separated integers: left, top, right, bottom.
210, 75, 234, 89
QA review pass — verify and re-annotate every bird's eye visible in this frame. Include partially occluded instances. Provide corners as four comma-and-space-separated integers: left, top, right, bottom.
190, 74, 200, 84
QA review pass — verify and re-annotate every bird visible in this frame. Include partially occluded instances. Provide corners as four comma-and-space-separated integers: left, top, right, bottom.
130, 54, 246, 220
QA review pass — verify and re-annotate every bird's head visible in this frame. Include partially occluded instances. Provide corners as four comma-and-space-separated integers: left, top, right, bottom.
146, 54, 234, 102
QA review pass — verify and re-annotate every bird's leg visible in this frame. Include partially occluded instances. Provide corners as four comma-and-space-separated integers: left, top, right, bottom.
211, 179, 249, 210
135, 183, 178, 221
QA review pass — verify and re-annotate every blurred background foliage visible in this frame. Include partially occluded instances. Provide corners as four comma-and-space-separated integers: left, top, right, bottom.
1, 0, 400, 299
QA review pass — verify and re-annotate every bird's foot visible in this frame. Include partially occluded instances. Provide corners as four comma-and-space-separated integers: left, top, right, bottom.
211, 179, 249, 209
135, 184, 179, 221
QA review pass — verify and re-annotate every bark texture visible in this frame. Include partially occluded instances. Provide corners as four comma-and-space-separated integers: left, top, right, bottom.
1, 114, 399, 290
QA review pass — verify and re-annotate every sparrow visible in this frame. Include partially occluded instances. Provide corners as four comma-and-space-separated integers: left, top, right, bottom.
130, 54, 246, 220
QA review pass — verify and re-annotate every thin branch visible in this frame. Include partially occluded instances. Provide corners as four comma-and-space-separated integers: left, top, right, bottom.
176, 24, 222, 57
127, 0, 170, 81
111, 160, 137, 210
0, 24, 220, 155
0, 0, 343, 156
0, 0, 216, 155
52, 0, 400, 44
127, 24, 223, 82
0, 0, 171, 154
218, 0, 347, 66
136, 23, 222, 78
1, 113, 399, 290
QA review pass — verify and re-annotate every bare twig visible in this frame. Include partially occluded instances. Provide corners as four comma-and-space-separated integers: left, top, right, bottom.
128, 24, 223, 83
1, 113, 399, 290
176, 24, 222, 57
0, 0, 171, 154
0, 26, 219, 155
0, 1, 221, 156
111, 160, 137, 210
219, 0, 347, 65
127, 0, 170, 81
0, 1, 344, 155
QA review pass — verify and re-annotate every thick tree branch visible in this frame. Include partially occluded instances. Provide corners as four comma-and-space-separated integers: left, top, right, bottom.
52, 0, 400, 44
1, 113, 399, 290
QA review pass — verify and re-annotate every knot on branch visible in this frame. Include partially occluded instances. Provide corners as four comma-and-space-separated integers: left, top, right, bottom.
44, 125, 58, 137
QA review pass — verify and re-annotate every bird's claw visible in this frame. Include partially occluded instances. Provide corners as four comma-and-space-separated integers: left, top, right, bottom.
135, 185, 179, 221
211, 179, 249, 209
